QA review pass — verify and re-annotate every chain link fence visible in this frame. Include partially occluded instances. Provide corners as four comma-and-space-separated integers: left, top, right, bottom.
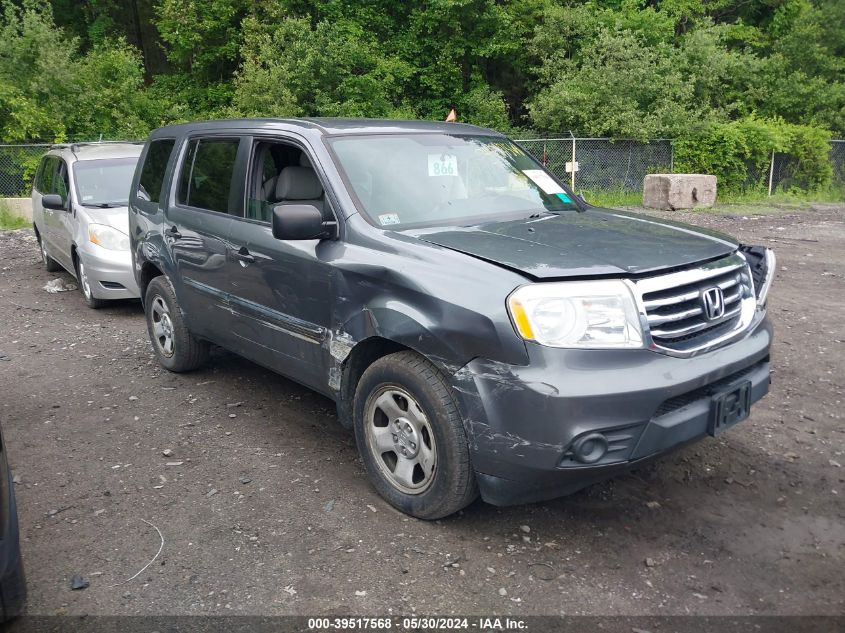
830, 140, 845, 188
515, 138, 673, 194
0, 144, 50, 196
1, 138, 844, 199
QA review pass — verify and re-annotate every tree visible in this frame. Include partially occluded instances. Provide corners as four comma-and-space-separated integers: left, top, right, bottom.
0, 2, 150, 142
232, 16, 414, 118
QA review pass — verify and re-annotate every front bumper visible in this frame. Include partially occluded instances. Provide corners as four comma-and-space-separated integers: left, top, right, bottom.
452, 316, 772, 506
78, 245, 140, 300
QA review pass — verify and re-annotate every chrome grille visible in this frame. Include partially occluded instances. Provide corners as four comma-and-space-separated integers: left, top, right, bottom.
634, 255, 755, 353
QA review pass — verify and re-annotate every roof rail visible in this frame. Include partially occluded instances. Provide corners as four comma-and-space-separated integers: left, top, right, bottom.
49, 140, 144, 153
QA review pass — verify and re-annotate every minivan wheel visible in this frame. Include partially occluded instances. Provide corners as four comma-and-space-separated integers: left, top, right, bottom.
38, 235, 61, 272
76, 259, 107, 309
144, 276, 209, 372
353, 351, 478, 519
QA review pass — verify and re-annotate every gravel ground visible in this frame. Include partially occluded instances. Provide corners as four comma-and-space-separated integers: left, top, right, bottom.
0, 204, 843, 617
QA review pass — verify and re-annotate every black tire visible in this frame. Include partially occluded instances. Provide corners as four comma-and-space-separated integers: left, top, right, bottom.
353, 350, 478, 519
144, 276, 209, 372
75, 257, 108, 309
36, 231, 61, 272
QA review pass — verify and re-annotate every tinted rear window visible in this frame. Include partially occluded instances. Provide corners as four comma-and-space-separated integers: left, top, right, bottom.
138, 139, 175, 203
177, 138, 239, 214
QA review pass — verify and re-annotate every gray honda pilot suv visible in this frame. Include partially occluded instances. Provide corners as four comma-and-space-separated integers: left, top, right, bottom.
129, 118, 775, 519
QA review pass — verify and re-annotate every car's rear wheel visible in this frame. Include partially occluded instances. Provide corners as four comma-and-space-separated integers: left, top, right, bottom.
144, 276, 209, 372
353, 351, 478, 519
37, 233, 61, 272
75, 258, 108, 309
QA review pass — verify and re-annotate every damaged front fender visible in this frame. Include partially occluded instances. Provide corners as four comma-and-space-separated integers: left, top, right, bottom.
739, 244, 776, 308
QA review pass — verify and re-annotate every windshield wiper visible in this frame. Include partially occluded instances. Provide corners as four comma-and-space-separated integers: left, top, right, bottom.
82, 201, 127, 208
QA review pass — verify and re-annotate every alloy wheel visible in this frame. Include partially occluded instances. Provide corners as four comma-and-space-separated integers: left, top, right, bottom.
150, 295, 175, 357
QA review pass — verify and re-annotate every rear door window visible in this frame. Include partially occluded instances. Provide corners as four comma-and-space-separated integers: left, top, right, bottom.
177, 138, 240, 214
137, 139, 175, 203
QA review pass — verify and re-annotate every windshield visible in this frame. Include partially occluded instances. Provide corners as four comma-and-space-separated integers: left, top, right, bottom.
73, 157, 139, 207
328, 134, 578, 229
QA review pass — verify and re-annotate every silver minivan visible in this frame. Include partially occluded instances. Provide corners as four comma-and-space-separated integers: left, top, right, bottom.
31, 142, 142, 308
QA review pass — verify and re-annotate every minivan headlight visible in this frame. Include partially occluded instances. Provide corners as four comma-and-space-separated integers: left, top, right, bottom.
88, 224, 129, 251
507, 280, 644, 349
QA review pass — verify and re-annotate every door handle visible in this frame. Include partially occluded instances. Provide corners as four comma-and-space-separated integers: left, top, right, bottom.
167, 225, 182, 239
232, 247, 256, 265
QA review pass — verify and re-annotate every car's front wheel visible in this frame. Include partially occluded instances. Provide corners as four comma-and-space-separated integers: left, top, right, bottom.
144, 276, 209, 372
75, 258, 108, 309
353, 351, 478, 519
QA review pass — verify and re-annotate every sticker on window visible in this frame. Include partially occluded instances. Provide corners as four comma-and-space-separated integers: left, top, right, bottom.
523, 169, 565, 195
556, 192, 572, 203
378, 213, 401, 226
428, 154, 458, 177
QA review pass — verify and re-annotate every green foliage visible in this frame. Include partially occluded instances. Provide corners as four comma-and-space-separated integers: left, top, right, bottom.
779, 124, 834, 192
155, 0, 248, 80
530, 28, 700, 140
232, 16, 414, 119
0, 2, 149, 142
674, 117, 833, 193
0, 201, 30, 230
0, 0, 840, 197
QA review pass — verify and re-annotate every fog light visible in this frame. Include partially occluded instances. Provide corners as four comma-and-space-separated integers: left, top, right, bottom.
571, 433, 609, 464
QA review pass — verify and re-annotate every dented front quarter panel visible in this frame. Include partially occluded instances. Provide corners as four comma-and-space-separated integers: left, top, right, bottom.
327, 213, 530, 375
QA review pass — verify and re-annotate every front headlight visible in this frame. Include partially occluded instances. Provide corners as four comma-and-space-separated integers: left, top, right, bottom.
88, 224, 130, 251
507, 280, 644, 349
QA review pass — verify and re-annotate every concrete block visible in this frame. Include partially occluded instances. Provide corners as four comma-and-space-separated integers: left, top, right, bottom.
643, 174, 717, 210
0, 198, 33, 222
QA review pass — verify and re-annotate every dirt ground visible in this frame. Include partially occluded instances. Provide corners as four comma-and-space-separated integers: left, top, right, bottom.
0, 203, 843, 617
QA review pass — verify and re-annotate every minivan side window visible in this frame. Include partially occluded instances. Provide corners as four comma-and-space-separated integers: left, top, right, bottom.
55, 161, 69, 202
138, 139, 175, 203
33, 157, 46, 192
36, 157, 54, 193
177, 138, 239, 214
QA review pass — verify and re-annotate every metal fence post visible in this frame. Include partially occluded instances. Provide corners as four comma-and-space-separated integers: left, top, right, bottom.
768, 150, 775, 196
570, 133, 576, 191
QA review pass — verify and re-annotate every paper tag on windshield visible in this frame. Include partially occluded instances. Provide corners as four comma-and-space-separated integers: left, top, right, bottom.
523, 169, 565, 195
428, 154, 458, 177
378, 213, 401, 226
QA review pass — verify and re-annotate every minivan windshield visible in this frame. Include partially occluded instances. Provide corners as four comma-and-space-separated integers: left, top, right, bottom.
73, 157, 139, 207
328, 134, 578, 229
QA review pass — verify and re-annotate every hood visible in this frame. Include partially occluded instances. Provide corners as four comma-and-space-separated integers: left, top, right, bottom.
83, 206, 130, 235
411, 208, 738, 279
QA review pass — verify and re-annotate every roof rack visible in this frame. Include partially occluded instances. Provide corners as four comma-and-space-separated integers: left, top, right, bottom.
49, 140, 144, 154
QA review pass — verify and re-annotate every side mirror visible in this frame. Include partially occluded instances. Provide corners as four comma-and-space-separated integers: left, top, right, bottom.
42, 194, 66, 210
272, 204, 336, 240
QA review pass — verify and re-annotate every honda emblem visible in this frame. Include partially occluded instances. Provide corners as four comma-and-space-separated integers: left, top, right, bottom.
701, 286, 726, 321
